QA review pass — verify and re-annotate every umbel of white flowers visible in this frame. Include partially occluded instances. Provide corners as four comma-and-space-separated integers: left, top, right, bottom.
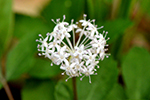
36, 14, 110, 83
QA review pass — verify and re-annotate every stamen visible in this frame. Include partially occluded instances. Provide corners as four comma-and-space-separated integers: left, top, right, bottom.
65, 76, 71, 82
38, 49, 40, 51
80, 75, 85, 81
103, 31, 105, 34
71, 19, 74, 23
39, 34, 44, 39
106, 37, 110, 41
106, 56, 109, 58
56, 18, 60, 22
105, 44, 109, 47
38, 53, 41, 56
51, 19, 57, 24
83, 14, 87, 18
97, 26, 104, 29
63, 15, 66, 20
37, 44, 40, 48
104, 32, 108, 38
61, 72, 65, 75
89, 76, 91, 83
39, 34, 42, 37
92, 19, 95, 22
46, 32, 50, 36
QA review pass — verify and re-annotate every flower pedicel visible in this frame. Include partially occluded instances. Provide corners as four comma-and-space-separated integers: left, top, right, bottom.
36, 14, 110, 83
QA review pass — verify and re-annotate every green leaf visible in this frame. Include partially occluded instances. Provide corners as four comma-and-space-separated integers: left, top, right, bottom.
77, 57, 118, 100
22, 79, 55, 100
102, 19, 133, 44
68, 0, 84, 21
87, 0, 110, 22
41, 0, 84, 23
6, 32, 38, 81
28, 58, 61, 78
104, 0, 113, 3
0, 0, 13, 58
118, 0, 132, 18
104, 83, 127, 100
140, 0, 150, 16
14, 14, 50, 39
122, 47, 150, 99
54, 80, 73, 100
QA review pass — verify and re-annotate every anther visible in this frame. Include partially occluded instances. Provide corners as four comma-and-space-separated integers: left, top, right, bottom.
71, 19, 74, 23
38, 53, 41, 56
56, 18, 60, 22
92, 19, 95, 22
83, 14, 87, 17
63, 15, 66, 20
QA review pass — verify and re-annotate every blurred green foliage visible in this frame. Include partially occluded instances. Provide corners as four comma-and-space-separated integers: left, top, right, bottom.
0, 0, 150, 100
0, 0, 13, 58
22, 79, 55, 100
122, 47, 150, 99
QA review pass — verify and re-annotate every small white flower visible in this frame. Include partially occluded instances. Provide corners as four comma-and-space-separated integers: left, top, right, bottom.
36, 14, 110, 83
84, 51, 97, 66
68, 24, 78, 32
74, 45, 87, 59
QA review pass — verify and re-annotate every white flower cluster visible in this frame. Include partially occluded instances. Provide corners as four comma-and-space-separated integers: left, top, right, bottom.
36, 14, 110, 83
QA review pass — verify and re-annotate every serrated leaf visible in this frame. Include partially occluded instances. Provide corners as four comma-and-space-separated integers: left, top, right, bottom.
77, 57, 118, 100
104, 83, 127, 100
6, 33, 38, 81
0, 0, 13, 58
102, 19, 133, 44
54, 80, 73, 100
122, 47, 150, 99
28, 58, 61, 78
22, 79, 55, 100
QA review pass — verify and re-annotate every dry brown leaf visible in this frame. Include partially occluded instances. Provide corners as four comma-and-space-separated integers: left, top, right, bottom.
13, 0, 50, 16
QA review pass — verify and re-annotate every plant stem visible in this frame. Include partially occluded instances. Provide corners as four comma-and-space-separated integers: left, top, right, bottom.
1, 54, 14, 100
1, 77, 14, 100
72, 77, 78, 100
